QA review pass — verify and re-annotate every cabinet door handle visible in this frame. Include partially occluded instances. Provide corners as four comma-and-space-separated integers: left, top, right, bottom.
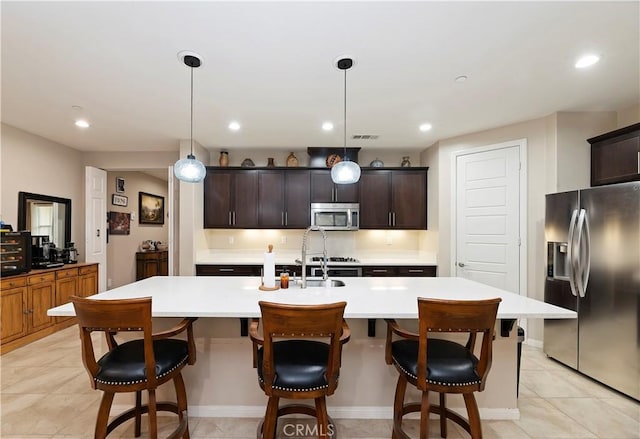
232, 211, 236, 225
281, 212, 284, 226
23, 310, 29, 315
228, 211, 232, 226
637, 151, 639, 173
285, 211, 288, 226
219, 268, 234, 272
408, 269, 424, 273
372, 269, 388, 273
393, 212, 396, 227
388, 212, 392, 226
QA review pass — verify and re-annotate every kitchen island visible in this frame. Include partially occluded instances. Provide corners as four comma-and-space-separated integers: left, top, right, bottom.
48, 276, 575, 420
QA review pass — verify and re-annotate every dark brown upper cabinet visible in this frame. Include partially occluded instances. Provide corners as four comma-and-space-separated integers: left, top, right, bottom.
310, 170, 359, 203
204, 168, 259, 228
359, 168, 427, 230
258, 169, 310, 228
588, 123, 640, 186
589, 123, 640, 186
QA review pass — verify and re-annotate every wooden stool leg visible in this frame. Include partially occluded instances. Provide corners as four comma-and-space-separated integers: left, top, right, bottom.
419, 390, 430, 439
393, 374, 408, 433
463, 393, 482, 439
95, 391, 115, 439
439, 393, 447, 438
135, 390, 142, 437
263, 396, 279, 439
174, 372, 190, 439
148, 388, 158, 439
315, 397, 330, 438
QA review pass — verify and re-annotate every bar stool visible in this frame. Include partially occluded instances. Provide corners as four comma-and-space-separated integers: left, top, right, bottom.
71, 296, 197, 439
385, 297, 501, 439
249, 301, 350, 439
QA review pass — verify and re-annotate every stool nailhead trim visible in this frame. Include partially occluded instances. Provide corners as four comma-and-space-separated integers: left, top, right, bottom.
95, 355, 188, 386
394, 360, 481, 386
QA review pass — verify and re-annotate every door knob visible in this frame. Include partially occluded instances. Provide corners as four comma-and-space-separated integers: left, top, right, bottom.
458, 262, 465, 267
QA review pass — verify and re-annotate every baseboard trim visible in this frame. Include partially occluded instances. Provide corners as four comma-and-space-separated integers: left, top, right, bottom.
112, 405, 520, 420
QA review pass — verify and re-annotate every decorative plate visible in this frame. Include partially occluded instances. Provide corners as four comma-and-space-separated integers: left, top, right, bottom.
326, 153, 342, 168
369, 159, 384, 168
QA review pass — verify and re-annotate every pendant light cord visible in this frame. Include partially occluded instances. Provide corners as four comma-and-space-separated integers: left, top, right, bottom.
343, 67, 347, 159
190, 64, 194, 156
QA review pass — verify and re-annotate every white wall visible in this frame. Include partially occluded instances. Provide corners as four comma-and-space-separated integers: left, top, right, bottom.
555, 111, 616, 191
616, 103, 640, 128
1, 123, 86, 260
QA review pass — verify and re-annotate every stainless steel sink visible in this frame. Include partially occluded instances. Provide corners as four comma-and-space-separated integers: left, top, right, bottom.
304, 279, 346, 288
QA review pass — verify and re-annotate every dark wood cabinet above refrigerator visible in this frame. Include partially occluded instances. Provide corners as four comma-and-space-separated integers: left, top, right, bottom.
589, 122, 640, 186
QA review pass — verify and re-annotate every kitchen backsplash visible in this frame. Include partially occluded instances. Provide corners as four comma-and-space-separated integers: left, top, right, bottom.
201, 229, 437, 256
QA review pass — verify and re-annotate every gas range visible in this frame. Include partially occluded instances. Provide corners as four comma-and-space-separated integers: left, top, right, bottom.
310, 256, 360, 264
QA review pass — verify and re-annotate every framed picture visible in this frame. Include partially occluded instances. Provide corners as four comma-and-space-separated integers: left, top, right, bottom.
108, 211, 131, 235
116, 177, 125, 193
139, 192, 165, 225
112, 194, 128, 207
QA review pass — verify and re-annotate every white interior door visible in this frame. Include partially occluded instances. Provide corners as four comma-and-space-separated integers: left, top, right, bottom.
455, 145, 521, 293
85, 166, 107, 292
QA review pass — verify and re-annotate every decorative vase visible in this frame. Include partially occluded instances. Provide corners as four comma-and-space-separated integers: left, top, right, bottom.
401, 156, 411, 167
267, 158, 275, 167
286, 152, 299, 167
219, 151, 229, 167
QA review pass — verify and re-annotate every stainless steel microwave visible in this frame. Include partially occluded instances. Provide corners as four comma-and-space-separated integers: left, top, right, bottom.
310, 203, 359, 231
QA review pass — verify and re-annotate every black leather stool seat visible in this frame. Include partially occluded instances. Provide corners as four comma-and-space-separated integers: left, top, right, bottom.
96, 339, 189, 386
257, 340, 330, 391
391, 338, 481, 386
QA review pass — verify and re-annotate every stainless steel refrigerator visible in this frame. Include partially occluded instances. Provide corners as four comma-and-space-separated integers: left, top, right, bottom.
544, 181, 639, 400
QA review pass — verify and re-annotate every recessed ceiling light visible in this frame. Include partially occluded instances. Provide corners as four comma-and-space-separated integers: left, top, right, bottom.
322, 122, 334, 131
455, 75, 468, 83
75, 119, 90, 128
575, 54, 600, 69
419, 123, 432, 132
228, 121, 241, 131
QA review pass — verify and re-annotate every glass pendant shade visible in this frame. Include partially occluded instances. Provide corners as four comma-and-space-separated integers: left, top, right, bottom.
174, 153, 206, 182
331, 159, 361, 184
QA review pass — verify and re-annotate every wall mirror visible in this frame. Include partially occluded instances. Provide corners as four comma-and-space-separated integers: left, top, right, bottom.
18, 192, 71, 248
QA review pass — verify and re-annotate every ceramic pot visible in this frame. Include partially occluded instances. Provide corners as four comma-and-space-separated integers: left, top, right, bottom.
219, 151, 229, 167
286, 152, 299, 167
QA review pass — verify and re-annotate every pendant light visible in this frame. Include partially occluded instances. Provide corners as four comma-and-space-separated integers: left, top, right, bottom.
331, 57, 361, 184
174, 52, 206, 183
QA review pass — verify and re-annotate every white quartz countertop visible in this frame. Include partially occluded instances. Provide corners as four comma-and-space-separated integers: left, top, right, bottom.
49, 276, 575, 320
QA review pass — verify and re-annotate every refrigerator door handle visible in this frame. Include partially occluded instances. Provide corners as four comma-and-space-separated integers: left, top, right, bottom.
567, 209, 579, 297
580, 210, 591, 297
574, 209, 589, 298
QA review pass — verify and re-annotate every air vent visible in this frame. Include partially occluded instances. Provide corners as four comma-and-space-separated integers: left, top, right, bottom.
352, 134, 379, 140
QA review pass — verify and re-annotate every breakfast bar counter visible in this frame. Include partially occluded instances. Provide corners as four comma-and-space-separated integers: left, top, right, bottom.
48, 276, 575, 420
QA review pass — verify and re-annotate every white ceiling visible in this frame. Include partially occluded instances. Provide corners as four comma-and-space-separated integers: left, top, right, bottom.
2, 2, 638, 155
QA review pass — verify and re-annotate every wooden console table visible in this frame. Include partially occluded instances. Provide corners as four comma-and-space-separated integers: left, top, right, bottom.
136, 250, 168, 280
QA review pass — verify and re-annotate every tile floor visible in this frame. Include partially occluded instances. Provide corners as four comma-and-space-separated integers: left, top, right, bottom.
1, 326, 638, 438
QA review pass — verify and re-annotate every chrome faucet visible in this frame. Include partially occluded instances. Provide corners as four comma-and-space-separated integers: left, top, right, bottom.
298, 225, 328, 288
